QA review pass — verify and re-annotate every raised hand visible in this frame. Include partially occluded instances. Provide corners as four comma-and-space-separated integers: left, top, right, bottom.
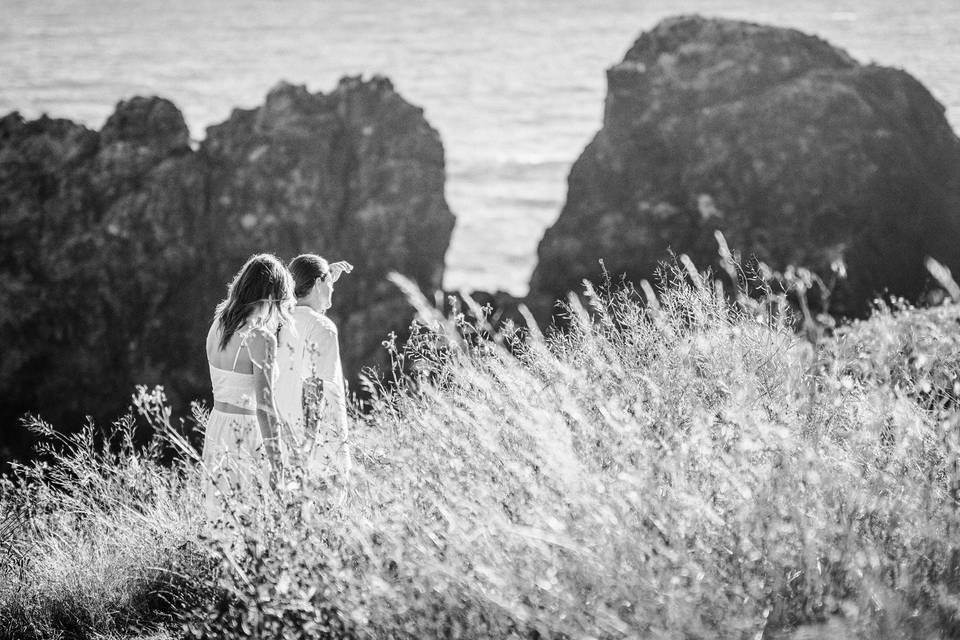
329, 261, 354, 282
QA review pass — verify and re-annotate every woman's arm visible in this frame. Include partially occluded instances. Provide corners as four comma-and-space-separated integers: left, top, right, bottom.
248, 328, 284, 484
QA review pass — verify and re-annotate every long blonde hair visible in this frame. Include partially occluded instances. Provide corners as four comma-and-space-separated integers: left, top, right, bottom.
215, 254, 294, 350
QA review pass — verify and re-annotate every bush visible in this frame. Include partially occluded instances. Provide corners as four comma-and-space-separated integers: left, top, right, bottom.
0, 405, 213, 640
2, 258, 959, 639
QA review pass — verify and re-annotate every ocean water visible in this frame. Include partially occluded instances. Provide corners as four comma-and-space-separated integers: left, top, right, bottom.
3, 0, 959, 295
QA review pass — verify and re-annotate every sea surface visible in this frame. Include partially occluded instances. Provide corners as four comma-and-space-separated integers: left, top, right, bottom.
3, 0, 959, 295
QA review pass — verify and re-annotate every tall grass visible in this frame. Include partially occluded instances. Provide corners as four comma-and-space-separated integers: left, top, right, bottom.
1, 256, 959, 639
0, 401, 212, 639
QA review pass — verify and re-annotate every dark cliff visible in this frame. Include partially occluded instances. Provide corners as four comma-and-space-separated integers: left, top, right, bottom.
529, 16, 960, 316
0, 77, 454, 460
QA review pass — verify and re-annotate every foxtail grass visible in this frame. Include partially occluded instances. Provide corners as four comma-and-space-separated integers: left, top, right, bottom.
2, 254, 959, 639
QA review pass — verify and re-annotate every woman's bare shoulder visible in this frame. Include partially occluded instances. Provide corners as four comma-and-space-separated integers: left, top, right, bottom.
205, 321, 220, 354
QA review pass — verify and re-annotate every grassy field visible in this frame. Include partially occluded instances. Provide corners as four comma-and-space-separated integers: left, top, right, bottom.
2, 256, 960, 639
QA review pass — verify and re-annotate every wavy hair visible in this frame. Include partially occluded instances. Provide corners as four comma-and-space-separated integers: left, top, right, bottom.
215, 253, 294, 351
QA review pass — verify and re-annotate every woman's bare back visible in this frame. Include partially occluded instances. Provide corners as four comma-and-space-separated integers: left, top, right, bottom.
206, 321, 257, 373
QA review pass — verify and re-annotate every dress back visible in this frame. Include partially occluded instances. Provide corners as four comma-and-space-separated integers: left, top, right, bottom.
209, 329, 258, 411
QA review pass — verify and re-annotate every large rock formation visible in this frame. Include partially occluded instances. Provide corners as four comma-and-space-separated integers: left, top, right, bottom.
530, 15, 960, 316
0, 77, 454, 460
0, 98, 201, 455
200, 78, 453, 373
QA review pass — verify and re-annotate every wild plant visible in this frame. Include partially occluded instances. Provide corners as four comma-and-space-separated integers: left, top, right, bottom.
0, 390, 212, 640
178, 251, 960, 639
2, 248, 960, 639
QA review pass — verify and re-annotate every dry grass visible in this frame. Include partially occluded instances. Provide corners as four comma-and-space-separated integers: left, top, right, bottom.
2, 256, 959, 639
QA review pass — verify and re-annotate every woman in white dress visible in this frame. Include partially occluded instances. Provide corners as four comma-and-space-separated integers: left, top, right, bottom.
276, 254, 352, 479
203, 253, 294, 521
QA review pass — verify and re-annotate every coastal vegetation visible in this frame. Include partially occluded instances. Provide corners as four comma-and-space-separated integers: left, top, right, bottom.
2, 251, 959, 639
3, 13, 960, 640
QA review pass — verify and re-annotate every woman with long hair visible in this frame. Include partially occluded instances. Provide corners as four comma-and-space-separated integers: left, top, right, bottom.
203, 253, 294, 520
276, 254, 352, 479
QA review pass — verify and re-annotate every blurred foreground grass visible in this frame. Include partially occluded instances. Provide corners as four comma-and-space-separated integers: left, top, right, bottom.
2, 257, 960, 640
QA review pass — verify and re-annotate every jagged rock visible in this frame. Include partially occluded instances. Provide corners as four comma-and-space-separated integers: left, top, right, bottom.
200, 77, 454, 374
100, 96, 190, 154
0, 102, 202, 455
530, 15, 960, 317
0, 77, 454, 460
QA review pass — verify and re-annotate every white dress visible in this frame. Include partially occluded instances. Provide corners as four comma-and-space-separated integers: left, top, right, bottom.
202, 331, 272, 523
277, 306, 350, 477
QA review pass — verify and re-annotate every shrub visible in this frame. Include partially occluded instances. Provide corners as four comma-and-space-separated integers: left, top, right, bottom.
2, 257, 959, 639
0, 403, 213, 640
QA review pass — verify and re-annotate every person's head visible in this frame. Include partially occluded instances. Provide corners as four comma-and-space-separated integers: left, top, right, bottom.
216, 253, 294, 350
289, 254, 333, 311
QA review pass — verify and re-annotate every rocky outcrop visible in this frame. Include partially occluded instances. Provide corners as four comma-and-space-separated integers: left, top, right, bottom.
529, 15, 960, 317
0, 77, 454, 458
0, 98, 200, 452
200, 77, 454, 374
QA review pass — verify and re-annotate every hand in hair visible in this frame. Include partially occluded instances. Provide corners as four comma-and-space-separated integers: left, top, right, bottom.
329, 261, 353, 283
